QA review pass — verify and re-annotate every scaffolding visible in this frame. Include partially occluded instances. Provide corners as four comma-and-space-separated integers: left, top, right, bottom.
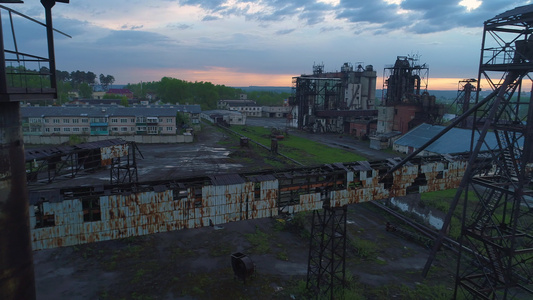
451, 5, 533, 299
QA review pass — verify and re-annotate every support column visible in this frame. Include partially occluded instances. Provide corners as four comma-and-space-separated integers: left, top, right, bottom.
0, 102, 36, 300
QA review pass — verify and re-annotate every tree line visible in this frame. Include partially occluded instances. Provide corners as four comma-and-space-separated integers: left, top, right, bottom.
126, 77, 291, 110
6, 66, 290, 109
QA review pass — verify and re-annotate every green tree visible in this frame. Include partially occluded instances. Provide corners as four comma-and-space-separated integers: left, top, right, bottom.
78, 83, 93, 98
120, 97, 129, 107
99, 74, 115, 91
56, 80, 73, 104
103, 93, 122, 99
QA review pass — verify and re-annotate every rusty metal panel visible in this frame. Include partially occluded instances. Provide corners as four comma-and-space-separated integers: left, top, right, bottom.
100, 143, 129, 166
28, 154, 473, 251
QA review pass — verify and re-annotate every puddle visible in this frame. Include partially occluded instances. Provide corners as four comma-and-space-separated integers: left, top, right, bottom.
389, 197, 446, 230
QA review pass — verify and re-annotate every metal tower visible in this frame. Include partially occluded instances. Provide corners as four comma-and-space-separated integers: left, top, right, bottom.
452, 79, 478, 128
452, 5, 533, 298
306, 198, 347, 299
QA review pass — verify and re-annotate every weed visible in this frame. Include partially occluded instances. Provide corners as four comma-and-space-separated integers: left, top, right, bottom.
131, 268, 145, 284
276, 249, 289, 261
245, 226, 271, 254
349, 237, 378, 260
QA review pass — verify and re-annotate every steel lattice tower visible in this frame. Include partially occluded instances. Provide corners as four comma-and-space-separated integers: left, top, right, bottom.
452, 5, 533, 299
306, 198, 347, 299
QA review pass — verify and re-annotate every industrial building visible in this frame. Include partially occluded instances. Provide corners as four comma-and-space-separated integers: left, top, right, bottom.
370, 56, 446, 150
290, 63, 378, 136
376, 56, 445, 135
201, 109, 246, 125
217, 98, 262, 117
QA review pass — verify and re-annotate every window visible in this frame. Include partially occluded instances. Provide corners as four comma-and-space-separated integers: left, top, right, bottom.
73, 119, 79, 123
64, 128, 71, 132
112, 127, 118, 131
45, 128, 50, 132
131, 118, 135, 122
158, 118, 163, 122
44, 119, 49, 123
121, 127, 128, 132
167, 118, 172, 123
167, 127, 173, 131
82, 128, 89, 132
111, 118, 118, 123
82, 197, 101, 222
131, 127, 135, 131
63, 119, 70, 123
82, 119, 88, 123
120, 118, 127, 123
53, 119, 60, 123
53, 128, 60, 132
147, 126, 158, 134
73, 128, 80, 132
34, 200, 55, 228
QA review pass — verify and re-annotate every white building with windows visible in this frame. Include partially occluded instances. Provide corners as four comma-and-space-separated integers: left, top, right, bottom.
21, 105, 201, 137
217, 99, 262, 117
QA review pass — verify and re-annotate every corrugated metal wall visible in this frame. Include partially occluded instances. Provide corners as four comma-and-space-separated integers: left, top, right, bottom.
29, 159, 467, 250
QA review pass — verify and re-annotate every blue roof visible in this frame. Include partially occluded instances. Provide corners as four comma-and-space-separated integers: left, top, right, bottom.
394, 123, 500, 154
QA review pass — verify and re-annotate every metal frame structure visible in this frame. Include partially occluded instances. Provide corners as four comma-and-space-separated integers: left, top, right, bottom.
292, 76, 342, 131
25, 139, 141, 185
453, 79, 478, 128
452, 6, 533, 299
110, 142, 142, 184
0, 2, 69, 300
382, 55, 429, 106
306, 204, 347, 299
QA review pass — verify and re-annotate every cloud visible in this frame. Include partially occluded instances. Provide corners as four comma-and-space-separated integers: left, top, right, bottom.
202, 15, 220, 21
275, 28, 296, 35
320, 26, 343, 33
121, 24, 144, 30
167, 23, 193, 30
95, 30, 171, 47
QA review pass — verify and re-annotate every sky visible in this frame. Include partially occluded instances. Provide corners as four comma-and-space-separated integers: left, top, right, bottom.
1, 0, 531, 90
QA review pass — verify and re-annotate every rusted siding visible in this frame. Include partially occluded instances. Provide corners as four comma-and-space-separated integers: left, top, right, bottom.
100, 144, 129, 166
30, 155, 470, 251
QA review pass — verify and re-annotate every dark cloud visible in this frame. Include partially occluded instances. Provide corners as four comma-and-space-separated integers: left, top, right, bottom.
320, 26, 343, 33
178, 0, 533, 34
275, 28, 296, 35
167, 23, 193, 30
121, 24, 144, 30
202, 15, 220, 21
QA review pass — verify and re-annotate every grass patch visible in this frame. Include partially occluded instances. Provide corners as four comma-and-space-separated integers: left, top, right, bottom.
349, 237, 378, 261
231, 125, 366, 165
245, 227, 271, 254
420, 188, 480, 239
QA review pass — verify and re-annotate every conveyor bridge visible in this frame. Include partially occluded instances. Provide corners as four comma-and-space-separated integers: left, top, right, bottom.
27, 153, 484, 250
